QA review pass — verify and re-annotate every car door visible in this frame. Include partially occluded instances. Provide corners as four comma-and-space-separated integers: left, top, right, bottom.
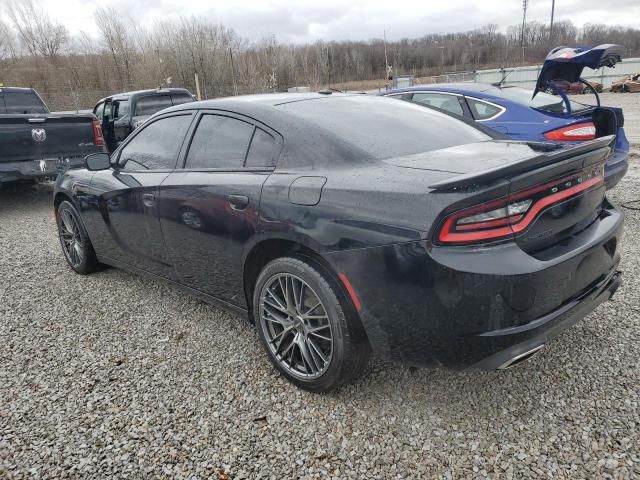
158, 111, 280, 308
86, 112, 195, 278
112, 99, 131, 144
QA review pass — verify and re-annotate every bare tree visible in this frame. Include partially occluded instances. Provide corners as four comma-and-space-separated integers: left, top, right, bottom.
6, 0, 68, 58
94, 6, 135, 89
0, 19, 15, 60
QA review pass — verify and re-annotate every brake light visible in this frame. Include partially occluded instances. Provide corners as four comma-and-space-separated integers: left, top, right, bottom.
543, 122, 596, 141
437, 167, 604, 245
92, 119, 104, 146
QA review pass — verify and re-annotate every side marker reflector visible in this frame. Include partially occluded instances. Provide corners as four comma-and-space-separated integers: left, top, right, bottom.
338, 272, 362, 312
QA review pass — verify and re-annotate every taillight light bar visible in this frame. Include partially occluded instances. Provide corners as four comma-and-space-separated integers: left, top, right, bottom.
437, 167, 604, 245
92, 119, 105, 146
544, 122, 596, 141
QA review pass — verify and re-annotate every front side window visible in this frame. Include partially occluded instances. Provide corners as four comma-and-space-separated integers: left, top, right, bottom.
119, 115, 192, 171
411, 92, 464, 117
185, 115, 254, 169
134, 96, 172, 116
466, 98, 503, 120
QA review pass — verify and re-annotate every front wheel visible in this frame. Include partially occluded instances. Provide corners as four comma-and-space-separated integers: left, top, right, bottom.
253, 257, 370, 392
56, 200, 100, 274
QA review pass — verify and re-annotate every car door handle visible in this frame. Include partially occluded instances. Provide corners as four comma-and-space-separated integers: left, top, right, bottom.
142, 193, 156, 207
228, 194, 249, 210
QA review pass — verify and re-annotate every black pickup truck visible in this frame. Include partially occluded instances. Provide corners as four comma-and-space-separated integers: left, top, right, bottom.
93, 88, 194, 152
0, 87, 104, 186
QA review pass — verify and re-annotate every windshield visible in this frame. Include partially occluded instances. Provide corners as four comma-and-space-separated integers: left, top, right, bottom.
495, 86, 590, 114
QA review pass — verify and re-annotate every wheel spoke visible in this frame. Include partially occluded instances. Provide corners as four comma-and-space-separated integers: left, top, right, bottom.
308, 338, 329, 364
298, 337, 319, 374
264, 297, 289, 316
266, 288, 287, 312
263, 304, 289, 325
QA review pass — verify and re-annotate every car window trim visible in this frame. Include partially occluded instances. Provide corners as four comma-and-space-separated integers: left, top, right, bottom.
463, 96, 506, 122
114, 111, 196, 172
178, 110, 281, 172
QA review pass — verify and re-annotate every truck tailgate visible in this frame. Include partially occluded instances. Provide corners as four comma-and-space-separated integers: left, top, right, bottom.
0, 114, 100, 164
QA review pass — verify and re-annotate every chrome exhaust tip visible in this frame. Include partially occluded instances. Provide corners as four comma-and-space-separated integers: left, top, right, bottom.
498, 344, 545, 370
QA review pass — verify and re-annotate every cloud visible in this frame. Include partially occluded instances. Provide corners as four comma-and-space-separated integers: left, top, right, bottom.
11, 0, 640, 44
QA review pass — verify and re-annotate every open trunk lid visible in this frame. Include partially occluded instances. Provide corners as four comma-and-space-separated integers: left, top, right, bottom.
534, 44, 623, 96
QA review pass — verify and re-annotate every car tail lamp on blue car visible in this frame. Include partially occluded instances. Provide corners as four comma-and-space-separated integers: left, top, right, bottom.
543, 122, 596, 141
437, 165, 605, 245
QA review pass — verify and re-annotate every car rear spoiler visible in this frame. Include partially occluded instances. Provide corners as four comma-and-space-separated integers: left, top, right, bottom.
428, 136, 615, 191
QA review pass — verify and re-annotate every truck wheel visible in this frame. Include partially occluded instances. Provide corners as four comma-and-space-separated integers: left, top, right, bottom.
253, 257, 370, 392
56, 200, 100, 274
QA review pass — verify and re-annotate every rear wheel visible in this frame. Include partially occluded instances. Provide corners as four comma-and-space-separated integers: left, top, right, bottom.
253, 257, 370, 392
56, 200, 100, 274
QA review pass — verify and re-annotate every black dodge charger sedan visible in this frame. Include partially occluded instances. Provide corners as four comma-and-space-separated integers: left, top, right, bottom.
54, 93, 622, 392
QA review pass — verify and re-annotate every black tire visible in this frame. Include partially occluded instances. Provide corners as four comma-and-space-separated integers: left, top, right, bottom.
253, 257, 370, 392
56, 200, 100, 274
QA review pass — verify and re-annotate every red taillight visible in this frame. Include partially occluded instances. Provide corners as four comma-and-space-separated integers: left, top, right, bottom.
543, 122, 596, 141
92, 119, 104, 146
437, 168, 604, 245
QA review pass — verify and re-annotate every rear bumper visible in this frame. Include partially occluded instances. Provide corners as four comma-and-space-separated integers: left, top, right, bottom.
471, 268, 621, 369
0, 157, 86, 183
604, 149, 629, 190
324, 202, 623, 369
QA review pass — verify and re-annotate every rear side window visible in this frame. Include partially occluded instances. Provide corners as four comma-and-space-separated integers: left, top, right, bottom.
119, 114, 192, 170
411, 92, 464, 117
245, 128, 276, 167
0, 97, 6, 114
134, 96, 172, 116
3, 92, 47, 114
466, 98, 502, 120
186, 115, 254, 169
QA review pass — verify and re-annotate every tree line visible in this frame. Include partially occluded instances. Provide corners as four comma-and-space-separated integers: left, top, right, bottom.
1, 0, 639, 110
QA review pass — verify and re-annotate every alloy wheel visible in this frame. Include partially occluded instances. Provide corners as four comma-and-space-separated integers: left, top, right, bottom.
59, 209, 84, 268
259, 273, 333, 380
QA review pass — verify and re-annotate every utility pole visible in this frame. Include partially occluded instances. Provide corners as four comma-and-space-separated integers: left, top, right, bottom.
383, 30, 392, 88
229, 47, 238, 96
549, 0, 556, 44
521, 0, 528, 65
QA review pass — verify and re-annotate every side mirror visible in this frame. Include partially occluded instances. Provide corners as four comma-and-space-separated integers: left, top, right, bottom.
85, 152, 111, 171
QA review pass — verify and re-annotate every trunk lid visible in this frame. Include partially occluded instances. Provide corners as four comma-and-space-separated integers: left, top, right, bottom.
534, 44, 623, 97
388, 137, 612, 252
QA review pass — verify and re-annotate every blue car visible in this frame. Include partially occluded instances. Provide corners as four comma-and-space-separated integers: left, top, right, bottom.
382, 44, 629, 189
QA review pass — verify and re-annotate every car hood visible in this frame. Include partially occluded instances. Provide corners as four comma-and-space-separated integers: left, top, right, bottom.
534, 44, 623, 95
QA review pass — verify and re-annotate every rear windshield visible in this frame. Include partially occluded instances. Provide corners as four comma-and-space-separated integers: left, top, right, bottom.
495, 86, 589, 114
0, 91, 48, 114
278, 96, 490, 160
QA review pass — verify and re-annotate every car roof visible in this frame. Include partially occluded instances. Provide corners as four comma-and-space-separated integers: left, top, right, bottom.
96, 88, 193, 104
0, 87, 37, 94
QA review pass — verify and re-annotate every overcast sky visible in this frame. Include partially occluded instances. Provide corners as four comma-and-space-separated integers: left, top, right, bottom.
5, 0, 640, 44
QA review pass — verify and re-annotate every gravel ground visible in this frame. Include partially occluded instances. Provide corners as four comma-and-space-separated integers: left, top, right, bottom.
1, 103, 640, 479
